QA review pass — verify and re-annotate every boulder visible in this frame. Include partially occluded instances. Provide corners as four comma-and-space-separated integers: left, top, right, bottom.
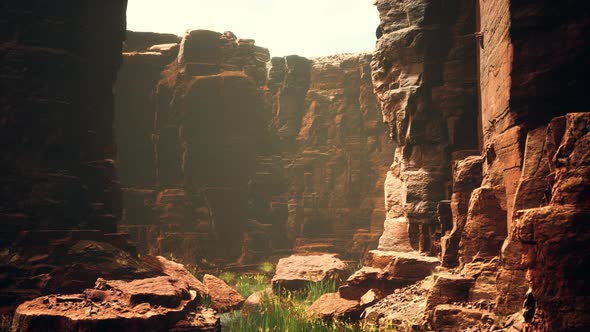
271, 254, 348, 291
307, 293, 362, 320
141, 256, 209, 297
12, 277, 219, 332
342, 251, 438, 300
202, 274, 244, 312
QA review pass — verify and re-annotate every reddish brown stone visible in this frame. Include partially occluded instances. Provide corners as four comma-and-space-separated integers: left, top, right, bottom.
426, 273, 474, 310
12, 277, 219, 332
271, 254, 348, 291
458, 187, 507, 265
307, 293, 363, 320
141, 256, 209, 298
202, 274, 244, 312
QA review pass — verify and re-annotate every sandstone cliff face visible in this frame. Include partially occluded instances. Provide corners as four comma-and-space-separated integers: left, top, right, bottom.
265, 53, 392, 256
115, 32, 391, 265
371, 0, 479, 254
477, 1, 590, 329
370, 0, 590, 331
0, 1, 161, 312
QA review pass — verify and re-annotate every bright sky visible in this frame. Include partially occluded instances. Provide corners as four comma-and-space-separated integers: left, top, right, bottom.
126, 0, 380, 57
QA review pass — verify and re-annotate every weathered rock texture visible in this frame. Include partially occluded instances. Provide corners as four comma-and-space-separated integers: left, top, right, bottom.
367, 0, 590, 331
0, 0, 158, 313
12, 277, 219, 332
476, 1, 590, 330
372, 0, 479, 254
271, 254, 348, 291
114, 32, 392, 264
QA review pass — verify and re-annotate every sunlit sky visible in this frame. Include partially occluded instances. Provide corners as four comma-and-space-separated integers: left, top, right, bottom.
127, 0, 380, 57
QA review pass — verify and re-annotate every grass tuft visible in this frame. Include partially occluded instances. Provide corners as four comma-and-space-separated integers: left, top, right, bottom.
223, 276, 361, 331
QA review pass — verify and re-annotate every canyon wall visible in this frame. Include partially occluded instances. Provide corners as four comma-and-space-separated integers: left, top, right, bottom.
480, 1, 590, 330
371, 0, 479, 255
0, 0, 159, 312
115, 31, 392, 266
371, 0, 590, 331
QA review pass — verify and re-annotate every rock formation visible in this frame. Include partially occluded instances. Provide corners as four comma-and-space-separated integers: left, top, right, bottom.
372, 0, 479, 254
271, 254, 348, 291
114, 32, 392, 265
202, 274, 245, 312
361, 0, 590, 331
0, 0, 159, 313
12, 277, 219, 331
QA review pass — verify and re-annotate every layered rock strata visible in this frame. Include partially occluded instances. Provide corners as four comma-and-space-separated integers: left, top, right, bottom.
114, 32, 392, 264
372, 0, 480, 253
366, 0, 590, 331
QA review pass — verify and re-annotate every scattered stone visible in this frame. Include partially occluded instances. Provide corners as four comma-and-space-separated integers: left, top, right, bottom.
307, 293, 362, 320
203, 274, 244, 312
431, 304, 495, 332
241, 288, 274, 315
142, 255, 209, 297
362, 280, 430, 329
271, 254, 348, 291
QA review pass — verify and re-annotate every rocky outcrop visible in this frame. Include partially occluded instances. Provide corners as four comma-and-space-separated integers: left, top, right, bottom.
372, 0, 479, 252
115, 31, 391, 265
339, 251, 438, 301
365, 0, 590, 331
441, 155, 483, 267
12, 277, 219, 332
115, 30, 272, 263
513, 113, 590, 331
267, 53, 392, 257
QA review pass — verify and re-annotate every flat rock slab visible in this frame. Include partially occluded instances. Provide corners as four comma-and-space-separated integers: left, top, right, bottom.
12, 276, 220, 332
142, 255, 209, 297
365, 250, 439, 271
271, 254, 348, 291
341, 251, 439, 300
203, 274, 244, 312
307, 293, 362, 320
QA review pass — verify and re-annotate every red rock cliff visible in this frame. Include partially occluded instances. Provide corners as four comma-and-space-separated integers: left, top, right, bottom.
370, 0, 590, 331
114, 31, 392, 265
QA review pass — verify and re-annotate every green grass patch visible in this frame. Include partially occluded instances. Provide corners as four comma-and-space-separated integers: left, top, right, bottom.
222, 288, 361, 332
222, 277, 364, 332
